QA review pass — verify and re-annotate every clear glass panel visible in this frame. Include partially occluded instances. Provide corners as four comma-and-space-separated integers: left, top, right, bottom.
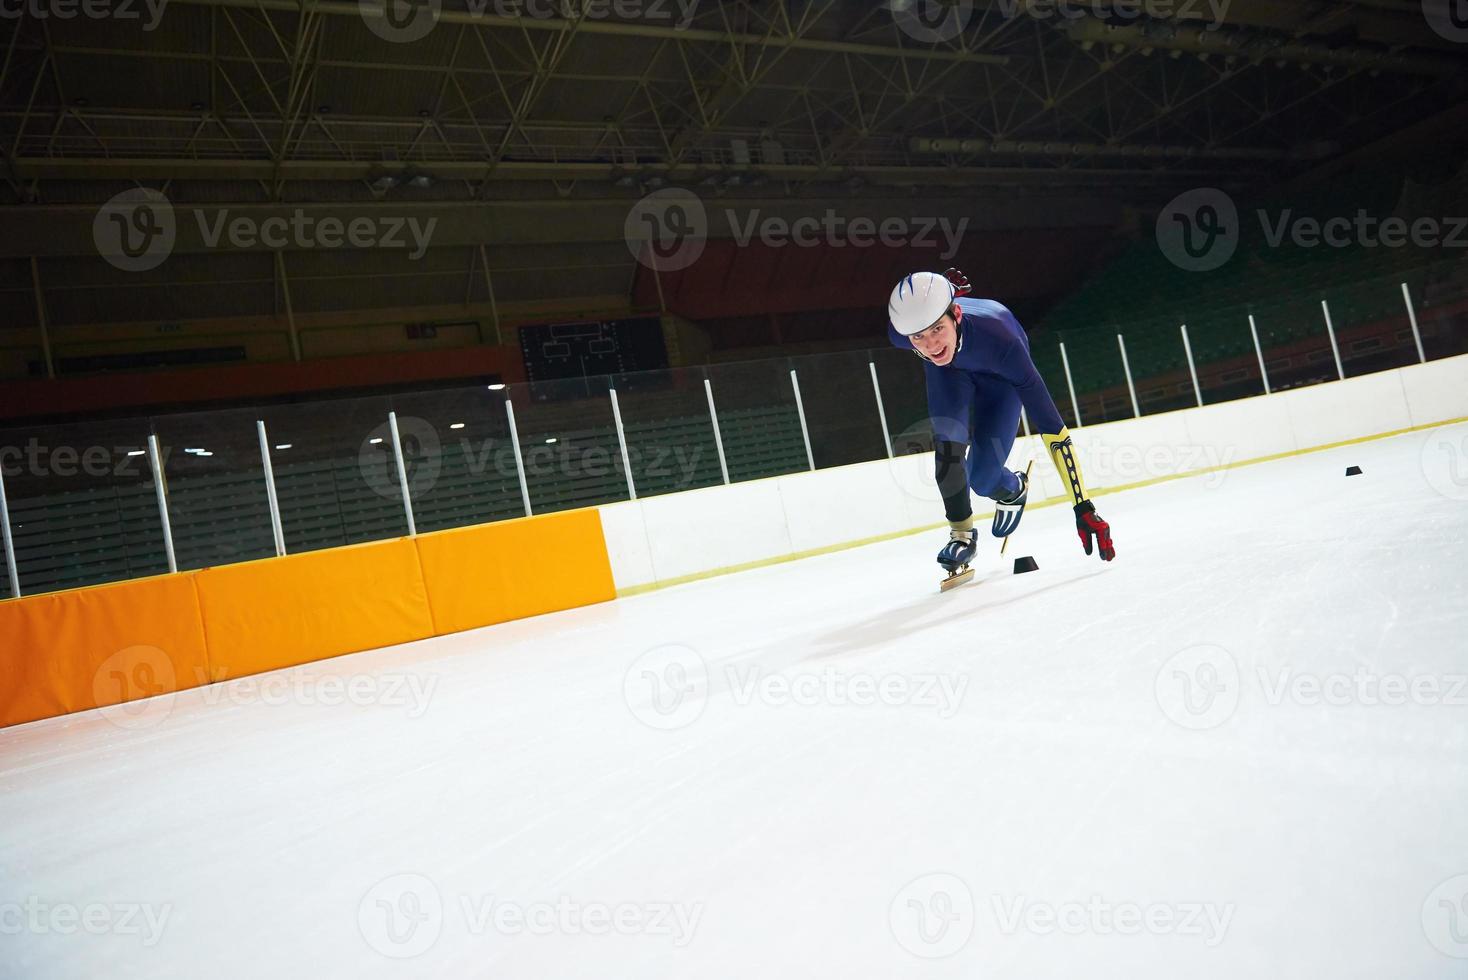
0, 419, 167, 594
507, 375, 629, 515
1185, 309, 1269, 406
256, 395, 408, 554
388, 386, 525, 532
608, 366, 724, 498
1322, 273, 1421, 378
1119, 316, 1198, 416
1410, 259, 1468, 361
789, 350, 889, 469
1055, 330, 1134, 425
1028, 339, 1084, 429
870, 347, 929, 456
1248, 293, 1338, 393
149, 408, 276, 571
702, 359, 809, 483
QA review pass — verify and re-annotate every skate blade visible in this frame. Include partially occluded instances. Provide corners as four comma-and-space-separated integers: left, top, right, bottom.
939, 567, 975, 593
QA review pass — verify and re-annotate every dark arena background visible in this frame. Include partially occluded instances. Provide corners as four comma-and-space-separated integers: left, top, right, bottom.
3, 2, 1468, 977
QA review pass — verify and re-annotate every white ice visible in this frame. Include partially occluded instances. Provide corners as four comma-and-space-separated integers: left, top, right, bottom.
3, 423, 1468, 979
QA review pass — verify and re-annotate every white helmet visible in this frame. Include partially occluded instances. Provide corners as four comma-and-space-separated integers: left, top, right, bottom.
888, 271, 955, 336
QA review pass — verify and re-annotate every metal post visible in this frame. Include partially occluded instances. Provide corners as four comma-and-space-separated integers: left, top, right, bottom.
703, 377, 730, 485
1401, 282, 1427, 364
387, 411, 418, 536
1058, 341, 1083, 428
1320, 299, 1345, 381
1116, 334, 1141, 418
1180, 324, 1204, 407
256, 420, 287, 557
650, 249, 668, 313
789, 368, 816, 471
0, 464, 19, 598
478, 244, 503, 345
30, 256, 54, 379
608, 388, 637, 501
275, 250, 302, 362
868, 361, 894, 459
504, 399, 533, 515
1247, 315, 1272, 395
147, 434, 177, 574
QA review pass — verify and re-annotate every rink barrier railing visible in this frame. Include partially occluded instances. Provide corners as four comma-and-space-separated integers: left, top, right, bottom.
3, 355, 1465, 729
0, 507, 614, 729
2, 271, 1456, 601
595, 352, 1468, 595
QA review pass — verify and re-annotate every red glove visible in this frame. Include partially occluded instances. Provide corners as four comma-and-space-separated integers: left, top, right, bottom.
943, 267, 973, 297
1075, 500, 1115, 562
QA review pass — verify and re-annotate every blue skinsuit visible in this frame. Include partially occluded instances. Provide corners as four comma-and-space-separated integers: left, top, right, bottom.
888, 297, 1066, 505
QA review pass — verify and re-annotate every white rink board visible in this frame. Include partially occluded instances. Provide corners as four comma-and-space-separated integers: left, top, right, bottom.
4, 425, 1468, 980
603, 355, 1468, 591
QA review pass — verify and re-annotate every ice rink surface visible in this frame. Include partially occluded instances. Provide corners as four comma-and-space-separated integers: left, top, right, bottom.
3, 423, 1468, 979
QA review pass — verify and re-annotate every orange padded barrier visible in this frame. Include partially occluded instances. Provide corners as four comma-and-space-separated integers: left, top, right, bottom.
192, 537, 435, 681
0, 574, 210, 728
414, 508, 616, 636
3, 509, 619, 729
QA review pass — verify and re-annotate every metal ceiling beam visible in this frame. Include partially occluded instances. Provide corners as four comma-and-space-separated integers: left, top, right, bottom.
162, 0, 1012, 64
6, 155, 1258, 184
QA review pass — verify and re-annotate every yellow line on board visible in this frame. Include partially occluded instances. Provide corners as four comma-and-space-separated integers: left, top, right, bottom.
614, 413, 1468, 599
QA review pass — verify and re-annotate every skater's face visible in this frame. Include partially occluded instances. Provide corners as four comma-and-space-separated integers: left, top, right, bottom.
911, 304, 960, 366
